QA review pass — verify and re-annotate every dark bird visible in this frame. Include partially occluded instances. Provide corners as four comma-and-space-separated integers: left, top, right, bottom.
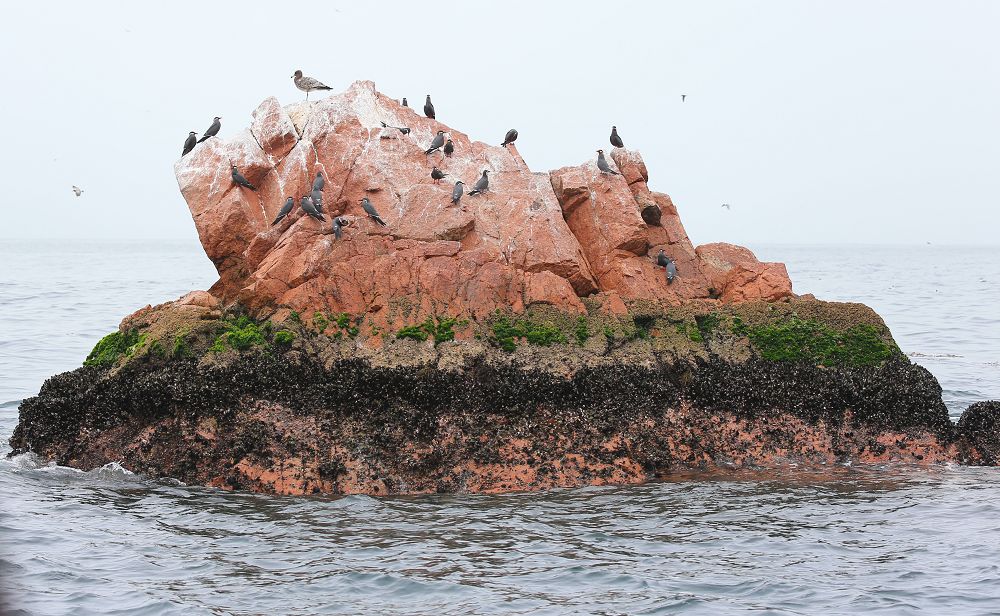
72, 186, 83, 197
451, 180, 464, 205
380, 121, 410, 135
402, 97, 408, 107
501, 129, 518, 147
361, 197, 387, 226
656, 249, 677, 284
468, 170, 489, 196
596, 150, 619, 175
425, 130, 445, 154
681, 94, 687, 102
610, 126, 624, 148
332, 216, 346, 240
272, 197, 295, 225
424, 95, 435, 119
443, 139, 454, 157
231, 165, 256, 190
313, 171, 325, 192
721, 203, 731, 210
292, 70, 332, 100
198, 117, 221, 143
431, 167, 448, 183
311, 188, 324, 213
300, 195, 325, 221
182, 131, 197, 156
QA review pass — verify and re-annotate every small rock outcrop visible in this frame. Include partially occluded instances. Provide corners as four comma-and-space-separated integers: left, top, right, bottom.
174, 80, 791, 325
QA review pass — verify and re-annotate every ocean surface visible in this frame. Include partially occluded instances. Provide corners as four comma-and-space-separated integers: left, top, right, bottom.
1, 240, 998, 615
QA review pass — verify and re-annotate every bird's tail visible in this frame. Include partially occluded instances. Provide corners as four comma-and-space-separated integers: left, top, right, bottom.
374, 216, 387, 227
468, 190, 480, 196
425, 147, 440, 155
197, 135, 210, 143
272, 214, 286, 226
318, 86, 332, 91
313, 212, 327, 222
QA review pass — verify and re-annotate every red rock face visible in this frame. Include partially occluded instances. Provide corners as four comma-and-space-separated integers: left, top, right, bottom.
174, 81, 793, 323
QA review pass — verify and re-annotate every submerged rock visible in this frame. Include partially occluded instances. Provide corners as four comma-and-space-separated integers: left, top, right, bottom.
9, 81, 996, 495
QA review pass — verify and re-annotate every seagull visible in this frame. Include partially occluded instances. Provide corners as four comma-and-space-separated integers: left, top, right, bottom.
451, 180, 464, 205
72, 186, 83, 197
313, 171, 325, 192
681, 94, 687, 102
425, 130, 445, 154
596, 150, 619, 175
501, 129, 518, 147
424, 95, 435, 119
431, 167, 448, 183
721, 203, 731, 210
182, 131, 197, 156
197, 117, 221, 143
468, 170, 489, 196
443, 139, 454, 157
231, 165, 256, 190
292, 70, 332, 100
332, 216, 346, 240
361, 197, 387, 226
272, 197, 295, 225
610, 126, 624, 148
300, 195, 325, 221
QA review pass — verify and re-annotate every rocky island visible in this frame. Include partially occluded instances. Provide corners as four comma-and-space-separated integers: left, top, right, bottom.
10, 81, 999, 494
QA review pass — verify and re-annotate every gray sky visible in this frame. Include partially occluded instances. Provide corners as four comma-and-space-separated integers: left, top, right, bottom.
2, 0, 997, 246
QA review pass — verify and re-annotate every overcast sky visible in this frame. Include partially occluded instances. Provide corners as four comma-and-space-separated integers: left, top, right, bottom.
2, 1, 997, 246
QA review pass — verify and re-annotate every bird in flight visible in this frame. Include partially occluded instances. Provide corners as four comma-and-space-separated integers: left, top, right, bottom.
681, 94, 687, 102
72, 186, 83, 197
721, 203, 731, 210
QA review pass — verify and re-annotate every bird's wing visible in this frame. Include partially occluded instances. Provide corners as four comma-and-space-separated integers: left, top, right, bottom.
300, 76, 328, 89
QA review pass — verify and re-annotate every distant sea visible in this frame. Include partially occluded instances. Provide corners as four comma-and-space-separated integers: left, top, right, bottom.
1, 240, 998, 615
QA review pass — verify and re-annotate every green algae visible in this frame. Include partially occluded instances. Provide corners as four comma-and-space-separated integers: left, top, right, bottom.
84, 330, 146, 367
741, 316, 895, 366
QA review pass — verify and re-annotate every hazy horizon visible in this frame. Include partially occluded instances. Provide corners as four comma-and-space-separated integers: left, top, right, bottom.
2, 0, 997, 247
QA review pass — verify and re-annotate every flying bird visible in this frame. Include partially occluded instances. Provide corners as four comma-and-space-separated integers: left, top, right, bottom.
292, 70, 332, 100
596, 150, 619, 175
721, 203, 731, 210
431, 167, 448, 183
610, 126, 624, 148
501, 129, 518, 147
182, 131, 197, 156
72, 186, 83, 197
425, 130, 445, 154
272, 197, 295, 225
402, 98, 408, 107
451, 180, 464, 205
313, 171, 325, 192
361, 197, 387, 226
681, 94, 687, 102
300, 195, 325, 221
231, 165, 256, 190
332, 217, 346, 240
379, 121, 409, 135
656, 249, 677, 284
468, 170, 489, 195
443, 139, 454, 157
197, 117, 221, 143
424, 95, 435, 119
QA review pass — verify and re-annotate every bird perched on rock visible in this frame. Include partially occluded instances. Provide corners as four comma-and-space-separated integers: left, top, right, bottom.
610, 126, 624, 148
313, 171, 325, 192
272, 197, 295, 225
468, 170, 489, 195
292, 70, 332, 100
311, 188, 324, 213
431, 167, 448, 183
182, 131, 197, 156
681, 94, 687, 102
402, 98, 408, 107
72, 186, 83, 197
361, 197, 387, 226
424, 95, 435, 119
451, 180, 464, 205
501, 129, 518, 147
332, 216, 347, 240
596, 150, 619, 175
300, 195, 325, 221
231, 165, 256, 190
443, 139, 454, 157
656, 249, 677, 284
198, 117, 221, 143
425, 130, 445, 154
